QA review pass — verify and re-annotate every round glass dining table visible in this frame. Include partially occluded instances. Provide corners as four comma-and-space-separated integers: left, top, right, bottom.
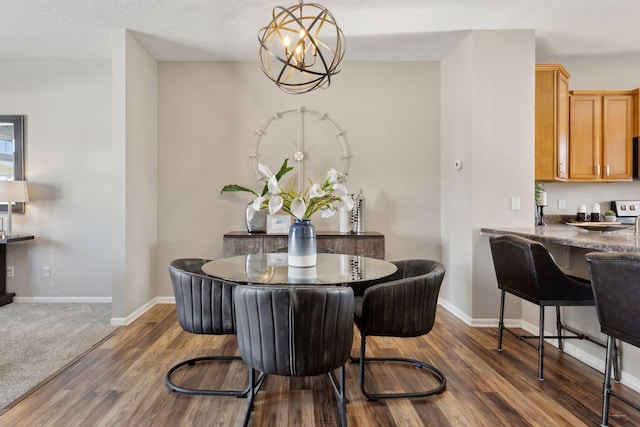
201, 253, 397, 285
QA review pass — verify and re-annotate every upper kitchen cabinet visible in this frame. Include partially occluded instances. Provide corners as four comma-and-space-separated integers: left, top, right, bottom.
633, 88, 640, 137
535, 64, 570, 181
569, 91, 633, 181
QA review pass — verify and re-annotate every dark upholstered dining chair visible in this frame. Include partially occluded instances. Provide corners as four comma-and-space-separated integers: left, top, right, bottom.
166, 258, 257, 397
352, 259, 447, 401
586, 252, 640, 427
234, 284, 354, 427
489, 234, 597, 380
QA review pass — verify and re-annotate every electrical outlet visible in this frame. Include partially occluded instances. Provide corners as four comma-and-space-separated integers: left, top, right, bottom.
7, 266, 14, 277
43, 266, 51, 278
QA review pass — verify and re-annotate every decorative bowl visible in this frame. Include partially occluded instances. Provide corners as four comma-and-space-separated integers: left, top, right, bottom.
567, 221, 632, 232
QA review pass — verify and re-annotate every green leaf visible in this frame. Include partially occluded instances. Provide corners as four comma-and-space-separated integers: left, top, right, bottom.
260, 158, 294, 196
275, 158, 294, 180
220, 185, 258, 197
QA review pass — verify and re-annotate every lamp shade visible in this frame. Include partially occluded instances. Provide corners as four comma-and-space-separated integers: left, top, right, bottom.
0, 180, 29, 203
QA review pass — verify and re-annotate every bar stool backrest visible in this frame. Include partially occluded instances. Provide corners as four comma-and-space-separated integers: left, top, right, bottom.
586, 252, 640, 348
490, 234, 591, 304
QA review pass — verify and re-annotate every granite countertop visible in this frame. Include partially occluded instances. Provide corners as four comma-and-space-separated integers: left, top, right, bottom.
480, 224, 640, 253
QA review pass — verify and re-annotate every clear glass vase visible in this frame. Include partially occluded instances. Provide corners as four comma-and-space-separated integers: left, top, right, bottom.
245, 203, 267, 233
287, 218, 317, 267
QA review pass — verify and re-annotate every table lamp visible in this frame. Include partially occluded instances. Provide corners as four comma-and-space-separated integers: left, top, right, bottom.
0, 180, 29, 236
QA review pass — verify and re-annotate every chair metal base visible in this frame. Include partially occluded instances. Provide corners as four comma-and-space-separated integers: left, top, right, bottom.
241, 367, 346, 427
351, 335, 447, 401
166, 355, 251, 397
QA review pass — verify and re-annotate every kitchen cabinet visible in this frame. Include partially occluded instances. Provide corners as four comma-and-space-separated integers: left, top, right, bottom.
633, 88, 640, 137
569, 91, 633, 181
535, 64, 570, 181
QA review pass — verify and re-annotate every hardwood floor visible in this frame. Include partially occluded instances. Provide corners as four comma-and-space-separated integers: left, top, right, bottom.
1, 304, 639, 426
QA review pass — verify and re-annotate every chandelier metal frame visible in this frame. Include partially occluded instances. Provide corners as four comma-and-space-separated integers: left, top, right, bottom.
258, 0, 346, 94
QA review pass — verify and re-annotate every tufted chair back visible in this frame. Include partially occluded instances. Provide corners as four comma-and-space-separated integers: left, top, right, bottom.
355, 259, 445, 338
234, 285, 354, 377
169, 258, 236, 335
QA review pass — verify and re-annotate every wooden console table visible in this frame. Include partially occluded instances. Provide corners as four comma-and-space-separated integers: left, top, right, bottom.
223, 231, 385, 259
0, 235, 35, 307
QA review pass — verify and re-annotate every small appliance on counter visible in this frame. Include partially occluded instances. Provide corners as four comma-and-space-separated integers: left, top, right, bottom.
610, 200, 640, 224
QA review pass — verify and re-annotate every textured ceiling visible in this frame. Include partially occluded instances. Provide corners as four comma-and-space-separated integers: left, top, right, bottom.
2, 0, 640, 62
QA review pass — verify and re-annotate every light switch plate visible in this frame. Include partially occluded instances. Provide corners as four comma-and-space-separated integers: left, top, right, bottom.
558, 198, 566, 210
511, 197, 521, 211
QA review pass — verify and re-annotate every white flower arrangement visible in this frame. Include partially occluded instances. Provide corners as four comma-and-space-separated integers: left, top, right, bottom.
252, 161, 354, 220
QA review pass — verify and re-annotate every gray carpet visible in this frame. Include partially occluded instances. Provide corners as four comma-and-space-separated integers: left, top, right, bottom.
0, 303, 117, 409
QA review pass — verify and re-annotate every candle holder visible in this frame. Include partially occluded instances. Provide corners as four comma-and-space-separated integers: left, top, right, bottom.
537, 205, 547, 226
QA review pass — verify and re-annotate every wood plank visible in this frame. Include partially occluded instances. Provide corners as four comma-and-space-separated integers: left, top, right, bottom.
2, 304, 639, 426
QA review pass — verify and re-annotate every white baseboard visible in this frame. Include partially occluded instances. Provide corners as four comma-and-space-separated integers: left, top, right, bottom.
620, 370, 640, 393
109, 296, 176, 326
110, 299, 154, 326
13, 296, 112, 303
156, 296, 175, 304
437, 298, 472, 325
437, 297, 521, 328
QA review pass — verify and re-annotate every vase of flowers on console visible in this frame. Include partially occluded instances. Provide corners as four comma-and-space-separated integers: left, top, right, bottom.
251, 161, 354, 267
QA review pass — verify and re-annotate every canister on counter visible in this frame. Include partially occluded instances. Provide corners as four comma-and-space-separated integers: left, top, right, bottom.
591, 203, 601, 222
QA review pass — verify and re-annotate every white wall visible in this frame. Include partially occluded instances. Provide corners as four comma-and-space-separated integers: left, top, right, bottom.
111, 30, 158, 323
156, 61, 442, 297
440, 30, 536, 322
470, 31, 535, 321
0, 56, 442, 318
440, 33, 474, 317
0, 61, 112, 299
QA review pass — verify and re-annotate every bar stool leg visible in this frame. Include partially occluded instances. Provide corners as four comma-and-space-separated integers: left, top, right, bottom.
601, 335, 615, 427
497, 290, 506, 351
538, 306, 545, 381
555, 306, 564, 351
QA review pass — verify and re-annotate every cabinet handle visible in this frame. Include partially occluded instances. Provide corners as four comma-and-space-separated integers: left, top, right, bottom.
606, 164, 610, 176
596, 165, 601, 176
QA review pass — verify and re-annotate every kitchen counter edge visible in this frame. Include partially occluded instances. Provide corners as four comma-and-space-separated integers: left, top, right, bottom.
480, 225, 640, 253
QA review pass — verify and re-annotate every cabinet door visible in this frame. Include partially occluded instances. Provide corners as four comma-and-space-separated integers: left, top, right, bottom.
535, 70, 557, 180
569, 95, 601, 180
556, 76, 569, 179
535, 67, 570, 181
602, 95, 633, 180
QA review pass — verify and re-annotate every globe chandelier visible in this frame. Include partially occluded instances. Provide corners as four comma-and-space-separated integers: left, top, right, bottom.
258, 0, 346, 95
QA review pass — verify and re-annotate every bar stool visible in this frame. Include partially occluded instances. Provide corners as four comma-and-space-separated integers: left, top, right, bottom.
489, 234, 597, 380
586, 252, 640, 427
